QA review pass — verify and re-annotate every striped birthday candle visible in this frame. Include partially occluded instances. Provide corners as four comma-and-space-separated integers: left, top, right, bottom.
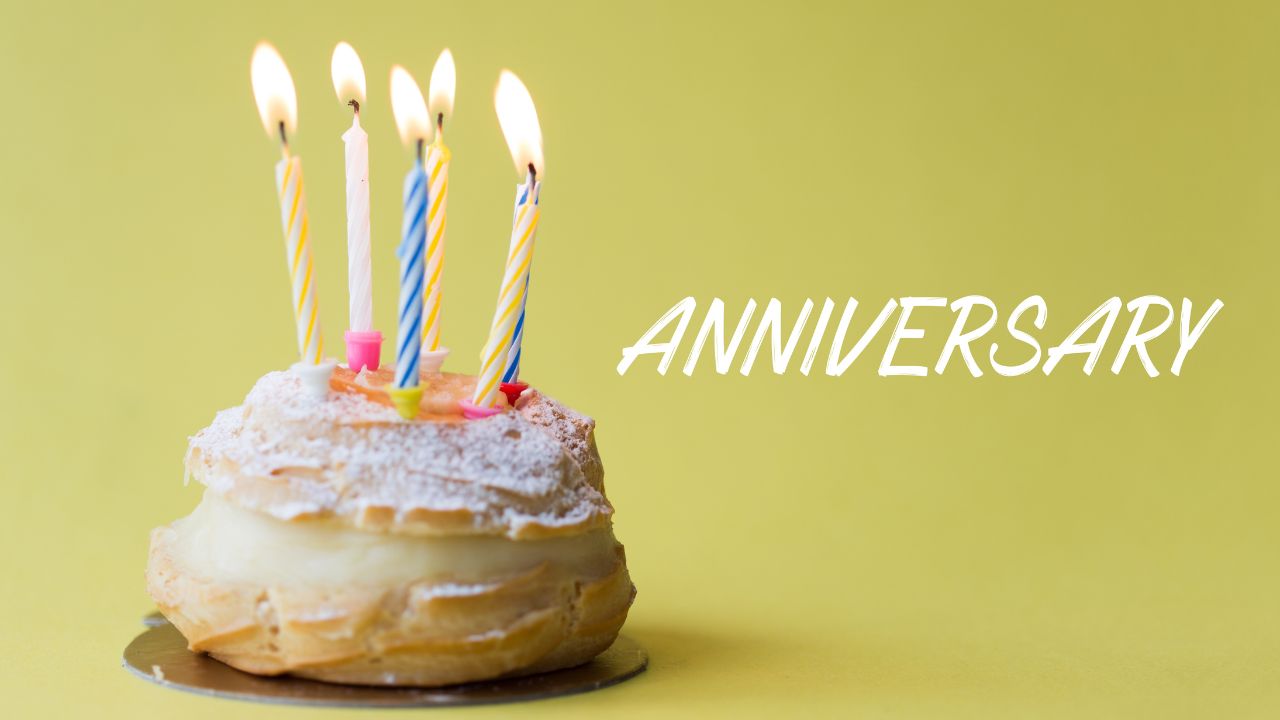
502, 181, 540, 383
473, 176, 541, 407
420, 139, 450, 353
275, 156, 324, 365
394, 157, 427, 388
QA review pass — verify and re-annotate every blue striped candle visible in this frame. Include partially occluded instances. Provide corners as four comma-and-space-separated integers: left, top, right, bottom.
395, 157, 427, 388
502, 181, 539, 383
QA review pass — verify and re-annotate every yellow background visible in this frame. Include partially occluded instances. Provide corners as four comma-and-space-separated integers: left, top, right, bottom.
3, 1, 1278, 717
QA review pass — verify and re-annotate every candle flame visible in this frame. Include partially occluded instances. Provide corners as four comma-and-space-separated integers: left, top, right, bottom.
494, 70, 543, 178
250, 42, 297, 138
390, 65, 431, 147
331, 42, 367, 107
429, 49, 456, 123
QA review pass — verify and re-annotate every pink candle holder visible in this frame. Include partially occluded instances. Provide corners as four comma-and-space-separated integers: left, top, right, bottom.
458, 400, 503, 420
344, 330, 383, 372
499, 381, 529, 406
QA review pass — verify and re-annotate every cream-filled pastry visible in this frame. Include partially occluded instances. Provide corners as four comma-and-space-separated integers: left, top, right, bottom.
146, 368, 635, 687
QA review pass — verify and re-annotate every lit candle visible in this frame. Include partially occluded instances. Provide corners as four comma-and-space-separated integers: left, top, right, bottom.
331, 42, 381, 372
470, 70, 544, 411
502, 185, 539, 386
387, 66, 431, 419
419, 50, 455, 369
499, 72, 544, 394
250, 42, 333, 397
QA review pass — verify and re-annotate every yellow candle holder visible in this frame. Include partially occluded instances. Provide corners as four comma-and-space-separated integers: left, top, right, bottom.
386, 386, 424, 420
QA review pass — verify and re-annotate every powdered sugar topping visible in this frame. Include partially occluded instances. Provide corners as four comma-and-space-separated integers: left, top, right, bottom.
186, 371, 612, 538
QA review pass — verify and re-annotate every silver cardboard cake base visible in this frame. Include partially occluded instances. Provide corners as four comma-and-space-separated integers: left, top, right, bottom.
123, 614, 647, 707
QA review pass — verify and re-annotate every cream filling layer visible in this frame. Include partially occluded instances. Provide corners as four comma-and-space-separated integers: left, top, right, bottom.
171, 491, 619, 588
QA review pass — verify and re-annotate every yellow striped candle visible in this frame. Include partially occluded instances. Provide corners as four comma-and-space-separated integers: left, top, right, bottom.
473, 181, 540, 407
252, 42, 324, 366
473, 70, 544, 408
421, 139, 449, 353
421, 49, 455, 355
275, 156, 323, 364
502, 182, 539, 383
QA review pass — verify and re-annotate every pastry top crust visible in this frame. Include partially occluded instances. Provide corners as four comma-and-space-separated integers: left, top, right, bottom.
185, 370, 612, 540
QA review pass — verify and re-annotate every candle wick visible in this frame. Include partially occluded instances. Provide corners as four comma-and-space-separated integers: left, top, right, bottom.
348, 99, 361, 116
278, 121, 290, 158
416, 137, 425, 162
528, 163, 537, 185
435, 113, 444, 144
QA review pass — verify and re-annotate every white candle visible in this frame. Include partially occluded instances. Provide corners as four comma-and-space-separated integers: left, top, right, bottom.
331, 42, 373, 332
341, 118, 372, 330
